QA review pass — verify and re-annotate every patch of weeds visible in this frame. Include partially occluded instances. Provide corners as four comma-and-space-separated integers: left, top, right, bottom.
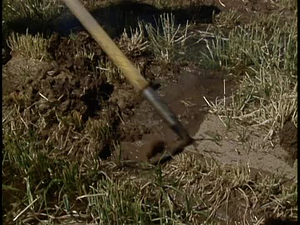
82, 164, 210, 224
2, 66, 121, 222
3, 0, 63, 34
68, 33, 100, 61
3, 102, 297, 223
203, 12, 297, 138
81, 0, 104, 10
254, 175, 298, 220
144, 13, 190, 63
152, 0, 198, 9
3, 0, 62, 21
74, 45, 96, 61
118, 22, 149, 57
276, 0, 298, 11
2, 103, 108, 223
6, 29, 51, 60
214, 9, 241, 29
96, 57, 124, 84
83, 178, 152, 224
85, 115, 116, 159
154, 0, 171, 9
163, 153, 298, 223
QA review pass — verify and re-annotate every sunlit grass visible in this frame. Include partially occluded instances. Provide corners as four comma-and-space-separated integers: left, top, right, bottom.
144, 13, 190, 63
202, 11, 297, 138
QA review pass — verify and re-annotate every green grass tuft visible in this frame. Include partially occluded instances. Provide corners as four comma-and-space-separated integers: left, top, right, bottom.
202, 12, 297, 138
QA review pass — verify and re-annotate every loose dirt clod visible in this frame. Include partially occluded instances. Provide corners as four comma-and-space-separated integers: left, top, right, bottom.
279, 121, 298, 166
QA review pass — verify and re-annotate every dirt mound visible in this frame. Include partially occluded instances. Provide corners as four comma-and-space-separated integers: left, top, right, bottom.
2, 31, 170, 163
3, 32, 125, 161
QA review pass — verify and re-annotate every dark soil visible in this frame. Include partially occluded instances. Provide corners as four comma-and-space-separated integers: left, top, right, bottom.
279, 121, 298, 166
3, 31, 120, 161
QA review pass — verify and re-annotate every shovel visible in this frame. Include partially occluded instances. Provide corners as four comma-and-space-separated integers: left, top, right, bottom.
62, 0, 193, 164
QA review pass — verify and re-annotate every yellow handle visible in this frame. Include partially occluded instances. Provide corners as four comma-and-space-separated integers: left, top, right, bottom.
62, 0, 149, 91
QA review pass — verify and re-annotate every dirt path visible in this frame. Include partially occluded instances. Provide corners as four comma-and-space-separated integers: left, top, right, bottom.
189, 114, 297, 179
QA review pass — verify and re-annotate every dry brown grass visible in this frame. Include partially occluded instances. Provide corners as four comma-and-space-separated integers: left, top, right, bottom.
7, 30, 51, 60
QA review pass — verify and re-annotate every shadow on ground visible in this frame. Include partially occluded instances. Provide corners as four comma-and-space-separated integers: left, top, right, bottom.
4, 1, 220, 37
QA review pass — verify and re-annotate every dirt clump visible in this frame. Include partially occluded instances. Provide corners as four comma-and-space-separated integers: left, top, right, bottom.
3, 32, 124, 162
2, 54, 50, 96
279, 121, 298, 166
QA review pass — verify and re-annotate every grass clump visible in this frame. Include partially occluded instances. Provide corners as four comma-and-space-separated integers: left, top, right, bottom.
3, 0, 63, 23
144, 13, 190, 63
7, 29, 51, 60
118, 22, 149, 57
2, 0, 63, 38
202, 12, 297, 138
83, 178, 152, 224
2, 103, 104, 223
163, 153, 298, 223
